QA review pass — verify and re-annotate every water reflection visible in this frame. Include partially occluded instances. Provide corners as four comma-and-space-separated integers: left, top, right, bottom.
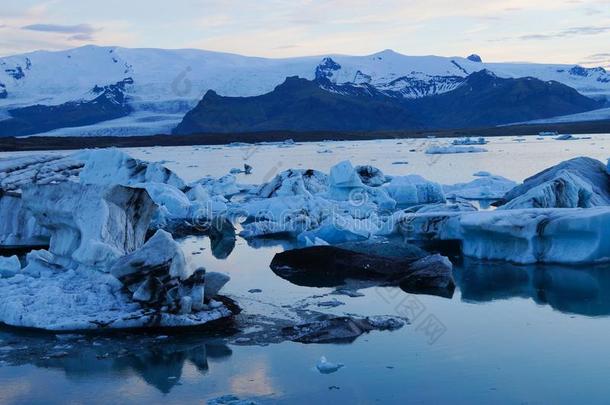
0, 331, 232, 394
456, 259, 610, 317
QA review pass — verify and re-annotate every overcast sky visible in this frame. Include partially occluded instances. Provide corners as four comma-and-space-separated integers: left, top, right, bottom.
1, 0, 609, 67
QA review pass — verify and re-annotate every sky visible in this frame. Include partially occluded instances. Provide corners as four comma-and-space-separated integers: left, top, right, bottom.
1, 0, 609, 67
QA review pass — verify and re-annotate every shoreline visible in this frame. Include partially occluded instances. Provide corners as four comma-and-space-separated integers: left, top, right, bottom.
1, 119, 609, 152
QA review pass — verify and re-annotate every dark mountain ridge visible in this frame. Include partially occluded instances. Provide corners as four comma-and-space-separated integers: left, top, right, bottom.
173, 70, 601, 134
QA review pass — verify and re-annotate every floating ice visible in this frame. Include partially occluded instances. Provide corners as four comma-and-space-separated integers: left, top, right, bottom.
386, 207, 610, 264
500, 157, 610, 209
77, 148, 186, 189
451, 137, 487, 145
384, 175, 446, 206
23, 183, 155, 269
316, 356, 344, 374
425, 145, 487, 154
444, 174, 517, 200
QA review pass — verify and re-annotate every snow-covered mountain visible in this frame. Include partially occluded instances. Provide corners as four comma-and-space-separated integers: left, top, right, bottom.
1, 45, 609, 136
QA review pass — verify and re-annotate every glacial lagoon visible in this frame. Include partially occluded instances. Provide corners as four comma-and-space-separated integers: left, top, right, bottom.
2, 134, 610, 404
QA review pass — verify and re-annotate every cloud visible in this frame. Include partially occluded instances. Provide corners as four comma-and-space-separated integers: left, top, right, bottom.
519, 25, 610, 40
22, 23, 97, 34
581, 53, 610, 68
68, 33, 94, 41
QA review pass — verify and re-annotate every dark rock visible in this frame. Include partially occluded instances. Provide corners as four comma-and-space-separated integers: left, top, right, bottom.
282, 315, 405, 344
399, 254, 455, 298
5, 66, 25, 80
355, 165, 386, 186
270, 241, 454, 297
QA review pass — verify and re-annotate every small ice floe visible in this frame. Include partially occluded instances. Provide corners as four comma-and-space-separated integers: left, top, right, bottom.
229, 164, 253, 174
317, 149, 333, 154
554, 134, 591, 141
425, 145, 487, 154
207, 394, 258, 405
316, 356, 344, 374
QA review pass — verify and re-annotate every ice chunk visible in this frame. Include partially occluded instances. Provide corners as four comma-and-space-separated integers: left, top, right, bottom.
77, 148, 186, 189
204, 272, 231, 298
316, 356, 344, 374
22, 183, 155, 269
425, 145, 487, 154
256, 169, 328, 198
329, 160, 363, 188
385, 207, 610, 264
0, 191, 50, 248
500, 157, 610, 208
193, 174, 243, 197
451, 137, 487, 145
500, 170, 600, 209
355, 165, 387, 186
444, 174, 517, 200
111, 230, 189, 282
0, 255, 20, 277
384, 175, 446, 206
0, 154, 83, 192
0, 259, 232, 330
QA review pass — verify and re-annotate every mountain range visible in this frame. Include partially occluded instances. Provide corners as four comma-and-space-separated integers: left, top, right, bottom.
0, 45, 609, 137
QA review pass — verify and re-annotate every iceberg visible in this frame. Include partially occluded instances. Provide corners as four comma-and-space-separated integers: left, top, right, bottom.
444, 174, 517, 200
77, 148, 186, 189
384, 175, 446, 206
385, 207, 610, 264
255, 169, 328, 198
316, 356, 344, 374
0, 154, 83, 192
22, 183, 155, 269
0, 256, 232, 330
111, 230, 229, 312
0, 184, 234, 331
499, 157, 610, 209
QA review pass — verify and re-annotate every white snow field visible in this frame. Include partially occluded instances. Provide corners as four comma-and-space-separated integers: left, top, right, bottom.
1, 45, 610, 135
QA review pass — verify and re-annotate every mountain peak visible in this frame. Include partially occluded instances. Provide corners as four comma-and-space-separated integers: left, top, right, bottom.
467, 54, 483, 63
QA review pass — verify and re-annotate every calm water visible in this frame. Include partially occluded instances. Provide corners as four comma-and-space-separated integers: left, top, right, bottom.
2, 134, 610, 404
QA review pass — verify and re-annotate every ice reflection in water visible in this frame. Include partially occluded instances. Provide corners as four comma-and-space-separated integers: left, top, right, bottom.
456, 258, 610, 317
